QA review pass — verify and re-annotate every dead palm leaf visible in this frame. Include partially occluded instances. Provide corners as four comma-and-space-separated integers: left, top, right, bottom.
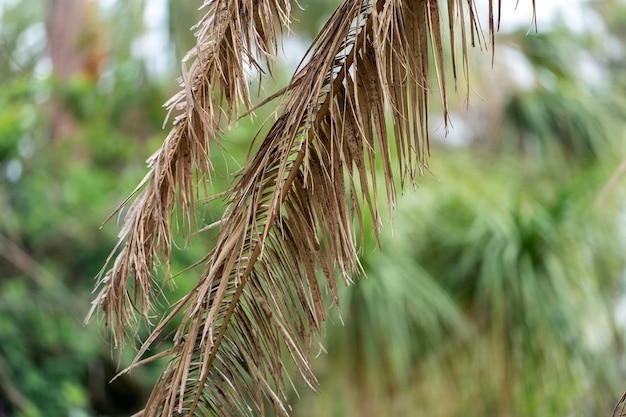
87, 0, 290, 344
87, 1, 535, 416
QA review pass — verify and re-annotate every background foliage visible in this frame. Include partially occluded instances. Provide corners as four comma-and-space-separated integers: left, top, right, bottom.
1, 0, 626, 416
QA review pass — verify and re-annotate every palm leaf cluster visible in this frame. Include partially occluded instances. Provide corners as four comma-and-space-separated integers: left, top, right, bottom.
499, 30, 622, 162
87, 1, 535, 416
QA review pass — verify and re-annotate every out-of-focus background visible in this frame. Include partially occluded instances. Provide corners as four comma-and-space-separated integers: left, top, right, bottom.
2, 0, 626, 416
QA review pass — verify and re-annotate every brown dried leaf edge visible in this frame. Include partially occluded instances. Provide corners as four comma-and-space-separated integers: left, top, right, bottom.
87, 1, 535, 416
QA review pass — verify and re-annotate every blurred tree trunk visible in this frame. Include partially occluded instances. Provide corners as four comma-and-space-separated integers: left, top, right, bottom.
46, 0, 105, 142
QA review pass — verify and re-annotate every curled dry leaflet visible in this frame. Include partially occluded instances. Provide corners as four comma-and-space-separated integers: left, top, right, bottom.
86, 1, 540, 416
615, 393, 626, 417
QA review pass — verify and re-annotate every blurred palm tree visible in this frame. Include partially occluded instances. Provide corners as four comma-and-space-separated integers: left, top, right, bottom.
309, 154, 625, 417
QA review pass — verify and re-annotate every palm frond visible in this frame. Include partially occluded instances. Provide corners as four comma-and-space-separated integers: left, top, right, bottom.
87, 0, 290, 344
88, 1, 534, 416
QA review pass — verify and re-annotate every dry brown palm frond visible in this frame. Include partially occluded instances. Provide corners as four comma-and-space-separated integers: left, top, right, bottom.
87, 0, 291, 345
89, 1, 535, 416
